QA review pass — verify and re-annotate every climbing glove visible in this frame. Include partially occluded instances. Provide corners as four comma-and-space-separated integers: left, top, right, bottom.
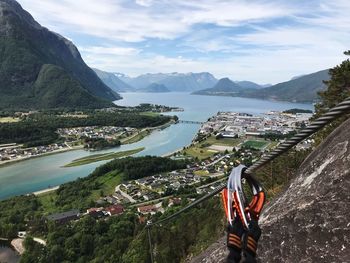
227, 217, 244, 262
241, 219, 261, 259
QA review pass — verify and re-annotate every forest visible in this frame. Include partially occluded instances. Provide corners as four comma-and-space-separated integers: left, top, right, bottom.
0, 112, 173, 146
54, 156, 188, 209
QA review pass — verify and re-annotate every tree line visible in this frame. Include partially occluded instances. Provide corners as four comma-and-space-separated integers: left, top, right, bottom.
0, 112, 172, 146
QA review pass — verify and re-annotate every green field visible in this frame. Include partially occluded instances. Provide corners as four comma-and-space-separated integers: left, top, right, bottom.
181, 135, 241, 160
38, 170, 123, 213
182, 146, 216, 160
243, 140, 269, 150
0, 117, 20, 123
140, 111, 160, 117
122, 130, 150, 144
194, 170, 210, 176
90, 170, 122, 200
205, 136, 241, 146
64, 147, 145, 167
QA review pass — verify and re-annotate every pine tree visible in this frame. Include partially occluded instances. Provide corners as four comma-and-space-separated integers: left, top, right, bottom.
316, 51, 350, 114
314, 51, 350, 143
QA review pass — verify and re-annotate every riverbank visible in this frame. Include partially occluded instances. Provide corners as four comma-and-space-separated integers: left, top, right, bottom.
0, 145, 84, 168
33, 186, 60, 196
63, 147, 145, 167
0, 121, 175, 169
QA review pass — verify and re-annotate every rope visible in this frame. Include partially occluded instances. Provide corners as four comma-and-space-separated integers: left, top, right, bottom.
148, 96, 350, 228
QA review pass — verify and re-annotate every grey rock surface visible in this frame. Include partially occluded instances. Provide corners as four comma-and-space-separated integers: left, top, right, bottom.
190, 118, 350, 263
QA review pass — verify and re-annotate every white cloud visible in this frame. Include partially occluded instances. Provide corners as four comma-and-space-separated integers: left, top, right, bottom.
135, 0, 154, 7
180, 1, 295, 27
80, 46, 140, 56
17, 0, 294, 42
15, 0, 350, 83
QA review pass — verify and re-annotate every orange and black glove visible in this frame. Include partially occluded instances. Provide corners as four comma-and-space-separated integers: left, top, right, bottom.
240, 219, 261, 263
226, 218, 244, 263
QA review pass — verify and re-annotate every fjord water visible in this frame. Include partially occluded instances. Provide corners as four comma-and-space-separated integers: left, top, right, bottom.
0, 93, 313, 200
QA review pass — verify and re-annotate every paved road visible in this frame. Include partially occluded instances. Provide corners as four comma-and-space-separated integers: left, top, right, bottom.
115, 184, 136, 203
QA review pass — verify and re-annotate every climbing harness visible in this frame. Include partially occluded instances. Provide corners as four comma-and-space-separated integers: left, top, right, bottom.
222, 164, 265, 229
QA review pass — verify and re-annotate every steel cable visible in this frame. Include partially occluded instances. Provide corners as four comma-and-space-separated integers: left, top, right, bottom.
148, 96, 350, 227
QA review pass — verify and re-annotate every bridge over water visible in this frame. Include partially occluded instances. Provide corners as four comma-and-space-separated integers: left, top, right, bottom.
178, 120, 204, 125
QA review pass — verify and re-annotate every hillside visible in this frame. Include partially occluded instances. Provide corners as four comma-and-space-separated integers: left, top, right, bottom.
122, 72, 218, 91
94, 68, 134, 93
241, 69, 330, 102
190, 117, 350, 263
194, 69, 330, 103
138, 83, 170, 93
193, 78, 244, 95
236, 80, 263, 89
0, 0, 120, 109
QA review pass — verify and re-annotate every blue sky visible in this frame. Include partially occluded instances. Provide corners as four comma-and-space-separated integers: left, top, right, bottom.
17, 0, 350, 84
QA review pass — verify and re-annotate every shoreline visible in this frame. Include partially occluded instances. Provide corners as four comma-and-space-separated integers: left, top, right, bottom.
0, 146, 84, 168
32, 186, 60, 196
0, 120, 175, 169
27, 146, 178, 197
0, 120, 182, 200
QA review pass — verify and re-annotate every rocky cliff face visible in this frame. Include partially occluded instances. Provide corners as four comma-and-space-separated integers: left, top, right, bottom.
190, 118, 350, 263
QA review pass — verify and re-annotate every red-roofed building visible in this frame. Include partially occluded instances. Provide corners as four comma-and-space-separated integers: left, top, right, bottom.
106, 204, 124, 216
137, 204, 157, 215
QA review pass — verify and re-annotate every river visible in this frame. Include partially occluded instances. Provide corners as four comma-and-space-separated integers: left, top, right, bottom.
0, 93, 313, 200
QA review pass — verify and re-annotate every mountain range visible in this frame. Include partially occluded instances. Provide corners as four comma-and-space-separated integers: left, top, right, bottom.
0, 0, 120, 110
95, 66, 329, 102
94, 70, 220, 92
95, 69, 270, 94
193, 69, 330, 102
93, 68, 135, 93
0, 0, 331, 109
240, 69, 330, 102
138, 83, 170, 93
122, 72, 218, 92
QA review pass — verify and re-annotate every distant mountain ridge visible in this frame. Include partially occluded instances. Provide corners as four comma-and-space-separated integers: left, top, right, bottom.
194, 69, 330, 102
193, 77, 266, 96
139, 83, 170, 93
120, 72, 218, 92
240, 69, 330, 102
236, 80, 264, 89
93, 69, 135, 92
0, 0, 120, 109
193, 78, 244, 95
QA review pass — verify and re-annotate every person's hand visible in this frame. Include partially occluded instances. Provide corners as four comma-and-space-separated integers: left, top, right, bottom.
241, 219, 261, 258
227, 217, 244, 251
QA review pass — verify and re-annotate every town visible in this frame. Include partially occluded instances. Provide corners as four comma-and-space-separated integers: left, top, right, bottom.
0, 104, 181, 165
44, 109, 314, 226
199, 110, 312, 138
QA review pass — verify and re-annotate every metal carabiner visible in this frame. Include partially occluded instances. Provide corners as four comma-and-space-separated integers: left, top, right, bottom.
221, 164, 265, 229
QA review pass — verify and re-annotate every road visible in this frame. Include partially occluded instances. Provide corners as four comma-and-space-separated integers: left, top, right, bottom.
115, 184, 136, 203
206, 155, 229, 167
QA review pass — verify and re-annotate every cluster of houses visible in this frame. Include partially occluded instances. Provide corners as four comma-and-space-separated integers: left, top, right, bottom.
0, 143, 67, 162
199, 111, 312, 138
57, 126, 137, 141
121, 171, 202, 198
46, 204, 125, 224
46, 197, 185, 225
